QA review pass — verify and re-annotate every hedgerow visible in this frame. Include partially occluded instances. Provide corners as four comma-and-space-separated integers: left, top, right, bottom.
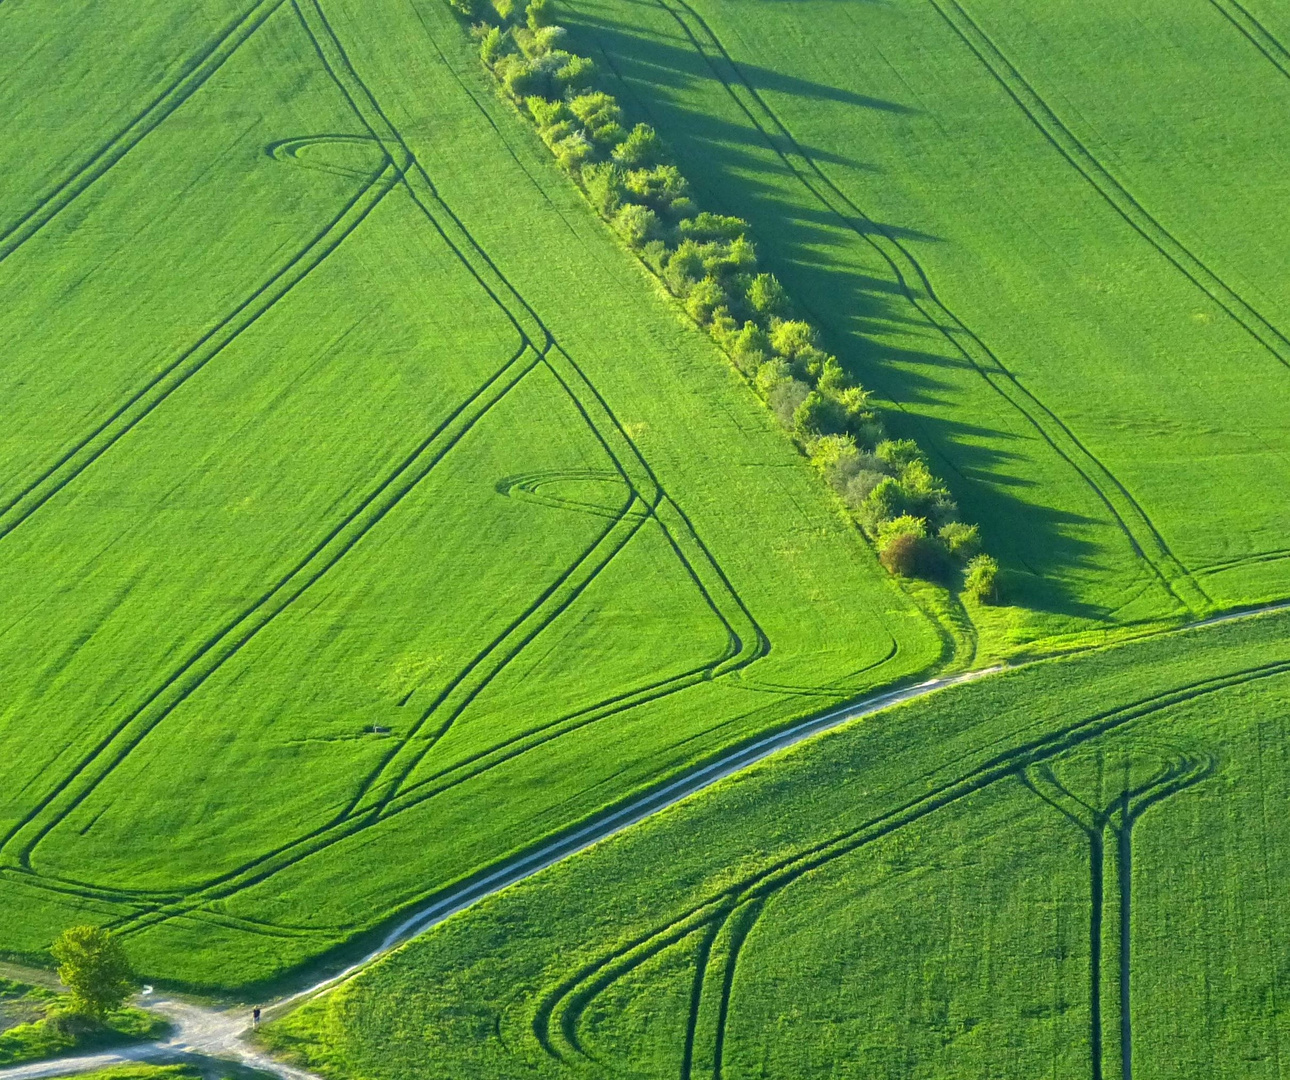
458, 0, 986, 582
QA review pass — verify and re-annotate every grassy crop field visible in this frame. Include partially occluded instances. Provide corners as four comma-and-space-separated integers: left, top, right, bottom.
264, 608, 1290, 1079
560, 0, 1290, 648
0, 0, 947, 992
5, 0, 1290, 1074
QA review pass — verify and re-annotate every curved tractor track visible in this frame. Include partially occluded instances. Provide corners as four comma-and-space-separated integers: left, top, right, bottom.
1, 0, 768, 967
537, 650, 1288, 1077
3, 603, 1288, 1080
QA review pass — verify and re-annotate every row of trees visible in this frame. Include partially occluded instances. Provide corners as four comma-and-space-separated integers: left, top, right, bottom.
459, 0, 998, 601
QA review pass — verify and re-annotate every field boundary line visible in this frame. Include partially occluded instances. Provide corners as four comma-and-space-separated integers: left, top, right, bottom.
643, 0, 1206, 616
0, 0, 287, 265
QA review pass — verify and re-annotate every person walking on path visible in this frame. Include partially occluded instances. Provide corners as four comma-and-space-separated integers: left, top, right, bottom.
253, 1006, 261, 1028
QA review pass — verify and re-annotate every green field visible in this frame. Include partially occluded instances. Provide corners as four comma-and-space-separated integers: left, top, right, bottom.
5, 0, 1290, 1074
0, 0, 945, 991
561, 0, 1290, 646
263, 608, 1290, 1079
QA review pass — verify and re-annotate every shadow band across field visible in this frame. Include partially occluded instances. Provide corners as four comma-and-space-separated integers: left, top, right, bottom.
567, 0, 1214, 623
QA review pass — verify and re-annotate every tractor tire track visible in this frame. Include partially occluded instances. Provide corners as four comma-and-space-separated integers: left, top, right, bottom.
4, 611, 1288, 1080
932, 0, 1290, 378
0, 345, 540, 867
648, 0, 1206, 616
293, 0, 768, 792
347, 493, 660, 821
0, 0, 287, 265
1207, 0, 1290, 80
0, 161, 399, 542
293, 0, 767, 670
13, 0, 771, 944
537, 654, 1290, 1071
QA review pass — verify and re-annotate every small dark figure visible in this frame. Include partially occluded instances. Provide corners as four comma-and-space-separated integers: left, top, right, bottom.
253, 1006, 261, 1027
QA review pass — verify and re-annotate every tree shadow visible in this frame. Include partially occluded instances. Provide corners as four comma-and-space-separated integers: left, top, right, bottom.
561, 1, 1147, 623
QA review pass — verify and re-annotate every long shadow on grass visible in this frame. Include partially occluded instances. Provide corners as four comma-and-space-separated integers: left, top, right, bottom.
562, 6, 1130, 623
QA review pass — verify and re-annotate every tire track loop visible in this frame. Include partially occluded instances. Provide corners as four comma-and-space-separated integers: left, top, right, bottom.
0, 161, 399, 542
284, 0, 766, 831
1207, 0, 1290, 80
648, 0, 1206, 616
536, 655, 1290, 1072
0, 0, 288, 265
11, 0, 772, 939
0, 342, 540, 869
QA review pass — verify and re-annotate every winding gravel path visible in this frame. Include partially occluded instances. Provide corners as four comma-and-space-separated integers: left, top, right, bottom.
4, 600, 1286, 1080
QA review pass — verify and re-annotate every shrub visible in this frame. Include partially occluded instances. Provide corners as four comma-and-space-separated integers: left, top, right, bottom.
624, 165, 689, 213
769, 378, 811, 429
730, 322, 771, 375
568, 92, 623, 145
552, 131, 593, 171
877, 533, 921, 577
809, 433, 858, 472
685, 277, 728, 324
818, 355, 848, 391
480, 25, 509, 64
794, 390, 854, 439
708, 307, 738, 343
526, 24, 567, 55
614, 203, 659, 246
51, 927, 132, 1022
876, 438, 922, 472
448, 0, 485, 17
965, 554, 1000, 603
899, 458, 944, 500
663, 240, 705, 295
612, 124, 665, 169
497, 54, 545, 97
582, 162, 625, 215
876, 513, 927, 551
526, 0, 553, 29
755, 358, 791, 397
858, 476, 905, 530
879, 533, 950, 579
555, 52, 595, 92
680, 212, 749, 243
845, 469, 887, 507
770, 318, 816, 359
492, 0, 516, 21
747, 272, 789, 318
940, 521, 981, 560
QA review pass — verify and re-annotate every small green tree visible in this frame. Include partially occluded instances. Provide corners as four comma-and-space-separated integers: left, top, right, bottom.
51, 926, 133, 1022
964, 554, 1000, 604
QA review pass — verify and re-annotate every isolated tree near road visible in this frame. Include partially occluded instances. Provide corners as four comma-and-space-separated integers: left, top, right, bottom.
51, 926, 133, 1021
